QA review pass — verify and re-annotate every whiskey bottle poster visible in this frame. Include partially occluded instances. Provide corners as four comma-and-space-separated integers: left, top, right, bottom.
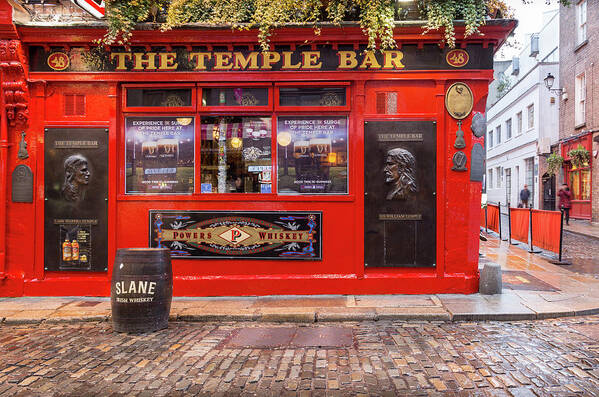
44, 128, 108, 272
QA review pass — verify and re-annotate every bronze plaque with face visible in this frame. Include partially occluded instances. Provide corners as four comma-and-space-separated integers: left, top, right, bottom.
12, 164, 33, 203
364, 121, 436, 268
445, 82, 473, 120
44, 128, 108, 272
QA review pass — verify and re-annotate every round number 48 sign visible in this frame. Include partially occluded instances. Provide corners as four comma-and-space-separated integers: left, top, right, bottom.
446, 49, 469, 68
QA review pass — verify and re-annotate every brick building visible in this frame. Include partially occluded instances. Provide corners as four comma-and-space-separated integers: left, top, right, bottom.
558, 0, 598, 221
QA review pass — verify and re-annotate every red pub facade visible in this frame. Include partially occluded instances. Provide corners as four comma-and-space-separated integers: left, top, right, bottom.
0, 5, 514, 297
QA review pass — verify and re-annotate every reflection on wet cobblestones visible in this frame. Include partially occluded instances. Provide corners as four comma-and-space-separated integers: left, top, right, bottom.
562, 232, 599, 278
494, 211, 598, 277
2, 318, 599, 395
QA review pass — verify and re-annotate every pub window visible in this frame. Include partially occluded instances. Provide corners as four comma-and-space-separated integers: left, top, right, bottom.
201, 87, 269, 107
276, 85, 349, 110
126, 88, 193, 108
276, 115, 348, 195
200, 116, 272, 194
125, 116, 195, 195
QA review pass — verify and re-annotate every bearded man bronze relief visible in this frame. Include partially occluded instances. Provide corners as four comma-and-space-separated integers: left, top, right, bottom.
62, 154, 91, 202
384, 147, 418, 200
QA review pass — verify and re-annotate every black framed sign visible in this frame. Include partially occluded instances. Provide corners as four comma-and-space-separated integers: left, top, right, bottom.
149, 211, 322, 260
44, 128, 108, 272
364, 120, 436, 268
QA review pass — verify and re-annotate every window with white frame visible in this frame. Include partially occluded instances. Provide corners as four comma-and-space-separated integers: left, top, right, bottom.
495, 167, 502, 188
496, 126, 501, 145
506, 118, 512, 139
516, 112, 522, 135
488, 169, 493, 189
488, 130, 493, 148
527, 104, 534, 130
575, 72, 586, 125
577, 0, 587, 45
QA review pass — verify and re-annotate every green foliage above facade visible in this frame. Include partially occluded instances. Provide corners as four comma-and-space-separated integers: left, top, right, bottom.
546, 152, 564, 176
103, 0, 512, 51
567, 145, 590, 169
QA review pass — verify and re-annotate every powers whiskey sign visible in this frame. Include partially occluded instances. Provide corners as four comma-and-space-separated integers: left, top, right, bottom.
149, 211, 322, 260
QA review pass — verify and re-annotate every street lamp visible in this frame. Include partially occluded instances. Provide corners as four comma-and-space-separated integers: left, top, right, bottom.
544, 73, 566, 97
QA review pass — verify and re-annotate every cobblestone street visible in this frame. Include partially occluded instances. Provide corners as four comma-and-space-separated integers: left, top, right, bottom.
2, 317, 599, 396
562, 232, 599, 278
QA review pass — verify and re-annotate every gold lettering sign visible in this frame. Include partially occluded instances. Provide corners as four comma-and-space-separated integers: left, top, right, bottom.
378, 214, 422, 221
377, 133, 423, 142
54, 140, 99, 149
74, 49, 407, 72
445, 82, 473, 120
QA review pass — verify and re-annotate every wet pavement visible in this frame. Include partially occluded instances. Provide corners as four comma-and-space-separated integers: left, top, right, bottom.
562, 232, 599, 278
492, 209, 599, 274
2, 317, 599, 396
1, 232, 599, 394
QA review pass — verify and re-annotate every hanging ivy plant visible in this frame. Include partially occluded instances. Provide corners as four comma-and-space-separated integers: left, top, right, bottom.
103, 0, 511, 51
546, 152, 564, 176
567, 145, 590, 169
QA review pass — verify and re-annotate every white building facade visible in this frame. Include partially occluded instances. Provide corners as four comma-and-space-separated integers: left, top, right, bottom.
486, 10, 560, 209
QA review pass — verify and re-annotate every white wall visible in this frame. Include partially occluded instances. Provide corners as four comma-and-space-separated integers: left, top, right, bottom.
485, 8, 560, 209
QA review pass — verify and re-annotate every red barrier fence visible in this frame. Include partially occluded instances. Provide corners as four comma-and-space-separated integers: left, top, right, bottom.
509, 208, 529, 245
478, 204, 564, 261
531, 209, 562, 256
487, 204, 500, 234
481, 207, 486, 230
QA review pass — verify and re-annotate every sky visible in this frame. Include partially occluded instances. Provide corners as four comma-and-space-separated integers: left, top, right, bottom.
495, 0, 559, 60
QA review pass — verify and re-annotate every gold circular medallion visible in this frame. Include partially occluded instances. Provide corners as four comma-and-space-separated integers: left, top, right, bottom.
47, 52, 70, 71
445, 82, 473, 120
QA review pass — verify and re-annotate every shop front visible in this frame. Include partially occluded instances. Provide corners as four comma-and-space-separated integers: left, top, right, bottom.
0, 20, 513, 297
561, 133, 593, 220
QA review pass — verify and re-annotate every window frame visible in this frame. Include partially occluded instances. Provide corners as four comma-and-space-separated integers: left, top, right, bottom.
495, 167, 501, 189
198, 82, 273, 112
577, 0, 587, 45
527, 104, 534, 130
122, 83, 197, 113
575, 72, 586, 126
118, 82, 353, 201
516, 111, 523, 135
505, 118, 512, 140
275, 82, 351, 112
496, 125, 501, 145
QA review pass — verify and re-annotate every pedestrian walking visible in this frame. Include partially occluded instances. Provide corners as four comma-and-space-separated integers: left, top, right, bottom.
558, 183, 572, 225
519, 184, 531, 208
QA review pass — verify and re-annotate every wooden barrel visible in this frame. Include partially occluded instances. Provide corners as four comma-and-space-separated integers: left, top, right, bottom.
111, 248, 172, 333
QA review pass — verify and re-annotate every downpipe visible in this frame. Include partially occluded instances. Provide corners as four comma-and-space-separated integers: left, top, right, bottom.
0, 69, 7, 280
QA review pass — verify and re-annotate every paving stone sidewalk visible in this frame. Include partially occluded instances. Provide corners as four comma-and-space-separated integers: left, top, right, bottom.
1, 235, 599, 324
2, 317, 599, 396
